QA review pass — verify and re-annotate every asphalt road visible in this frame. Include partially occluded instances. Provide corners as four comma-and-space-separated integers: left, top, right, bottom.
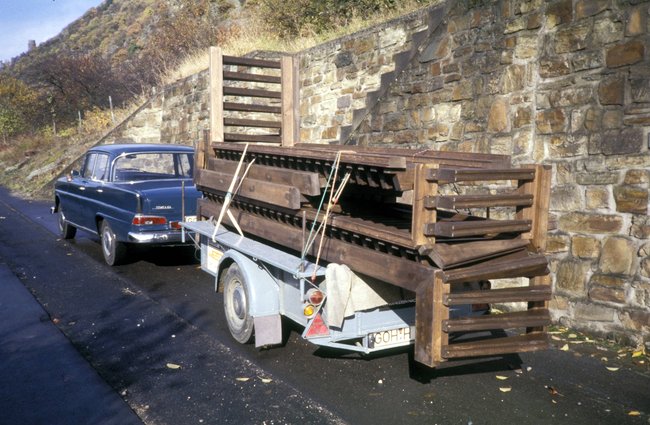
0, 187, 648, 425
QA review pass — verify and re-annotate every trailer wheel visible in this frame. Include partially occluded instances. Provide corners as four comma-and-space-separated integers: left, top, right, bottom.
100, 220, 126, 266
57, 209, 77, 239
223, 263, 254, 344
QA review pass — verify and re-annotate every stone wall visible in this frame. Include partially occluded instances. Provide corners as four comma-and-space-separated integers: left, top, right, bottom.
105, 0, 649, 344
348, 0, 650, 344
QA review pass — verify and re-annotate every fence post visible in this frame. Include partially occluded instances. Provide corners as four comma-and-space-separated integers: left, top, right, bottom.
209, 46, 224, 144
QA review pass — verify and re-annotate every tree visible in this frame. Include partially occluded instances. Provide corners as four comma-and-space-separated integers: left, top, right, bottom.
0, 74, 39, 141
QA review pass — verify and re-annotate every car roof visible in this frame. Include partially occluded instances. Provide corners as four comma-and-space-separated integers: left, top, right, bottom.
89, 143, 194, 155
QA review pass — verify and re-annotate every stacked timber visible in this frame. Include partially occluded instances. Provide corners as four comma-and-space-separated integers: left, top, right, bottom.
194, 141, 553, 367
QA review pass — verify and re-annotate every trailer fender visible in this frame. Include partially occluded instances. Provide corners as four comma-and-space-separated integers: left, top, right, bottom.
217, 250, 280, 318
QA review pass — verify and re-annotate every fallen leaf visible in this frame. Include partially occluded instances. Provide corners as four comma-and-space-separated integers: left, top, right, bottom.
600, 357, 608, 362
495, 375, 508, 381
166, 363, 181, 370
236, 377, 250, 382
560, 344, 569, 351
605, 366, 619, 372
260, 378, 272, 384
632, 350, 644, 358
551, 335, 562, 341
568, 333, 577, 339
526, 366, 532, 372
546, 386, 560, 396
628, 411, 641, 416
499, 387, 512, 393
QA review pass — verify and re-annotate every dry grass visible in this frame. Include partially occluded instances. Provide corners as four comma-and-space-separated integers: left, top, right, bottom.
162, 0, 434, 84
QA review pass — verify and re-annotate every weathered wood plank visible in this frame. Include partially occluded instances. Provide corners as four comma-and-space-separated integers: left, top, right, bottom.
414, 272, 448, 367
211, 142, 407, 169
442, 309, 550, 332
223, 102, 281, 114
443, 285, 552, 305
223, 118, 282, 128
223, 55, 281, 69
428, 168, 536, 182
207, 157, 321, 196
281, 55, 299, 147
223, 133, 281, 144
426, 219, 532, 238
223, 86, 281, 99
421, 239, 530, 269
196, 168, 302, 209
223, 70, 281, 84
427, 193, 534, 210
209, 47, 224, 143
412, 164, 437, 246
441, 251, 548, 284
442, 333, 550, 359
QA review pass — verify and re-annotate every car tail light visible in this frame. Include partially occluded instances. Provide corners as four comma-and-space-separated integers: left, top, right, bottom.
169, 221, 182, 229
132, 214, 167, 226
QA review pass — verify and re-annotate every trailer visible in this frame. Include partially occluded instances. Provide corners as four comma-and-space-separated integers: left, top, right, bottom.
182, 220, 487, 355
182, 49, 553, 368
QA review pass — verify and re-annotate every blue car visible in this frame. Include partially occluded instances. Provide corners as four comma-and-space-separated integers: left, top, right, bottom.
53, 144, 202, 265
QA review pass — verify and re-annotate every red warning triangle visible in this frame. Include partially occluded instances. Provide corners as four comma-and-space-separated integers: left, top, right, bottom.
305, 313, 330, 338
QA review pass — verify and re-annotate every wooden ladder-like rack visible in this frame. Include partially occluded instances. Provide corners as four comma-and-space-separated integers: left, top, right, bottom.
414, 164, 552, 367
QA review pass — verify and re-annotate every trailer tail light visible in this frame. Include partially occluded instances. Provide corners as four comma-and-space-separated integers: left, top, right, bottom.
305, 313, 329, 338
307, 289, 324, 306
132, 215, 167, 226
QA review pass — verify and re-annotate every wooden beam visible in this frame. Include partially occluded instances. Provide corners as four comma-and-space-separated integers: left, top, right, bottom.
422, 239, 530, 269
223, 133, 281, 144
428, 168, 536, 183
411, 164, 437, 246
426, 219, 532, 238
224, 118, 282, 129
207, 157, 321, 196
441, 251, 548, 284
223, 86, 281, 99
209, 47, 224, 144
223, 102, 281, 114
427, 193, 534, 210
281, 54, 299, 147
414, 271, 448, 367
196, 168, 303, 210
223, 71, 281, 84
222, 55, 281, 69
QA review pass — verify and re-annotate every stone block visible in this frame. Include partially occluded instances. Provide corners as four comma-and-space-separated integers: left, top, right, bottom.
555, 22, 591, 54
631, 216, 650, 239
572, 51, 604, 71
487, 98, 509, 133
621, 310, 650, 331
606, 40, 645, 68
546, 0, 572, 29
575, 171, 619, 185
551, 134, 588, 158
536, 108, 566, 134
614, 186, 648, 214
585, 187, 610, 210
630, 78, 650, 103
547, 233, 570, 253
515, 34, 538, 59
589, 285, 627, 304
502, 64, 529, 92
559, 212, 623, 234
641, 257, 650, 278
626, 7, 646, 36
551, 185, 583, 211
556, 258, 590, 294
625, 169, 650, 185
602, 110, 623, 129
572, 235, 601, 259
550, 86, 593, 107
539, 59, 571, 78
590, 274, 627, 289
630, 280, 650, 308
575, 0, 609, 19
513, 106, 532, 128
601, 128, 644, 155
598, 76, 625, 105
599, 236, 636, 275
640, 242, 650, 257
593, 17, 624, 45
574, 302, 616, 322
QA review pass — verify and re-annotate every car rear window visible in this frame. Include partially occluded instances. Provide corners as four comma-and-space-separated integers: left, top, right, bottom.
113, 152, 193, 181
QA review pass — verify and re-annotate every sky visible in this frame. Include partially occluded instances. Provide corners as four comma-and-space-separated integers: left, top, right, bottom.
0, 0, 104, 62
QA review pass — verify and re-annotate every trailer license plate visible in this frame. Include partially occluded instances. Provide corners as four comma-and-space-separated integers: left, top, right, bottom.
368, 327, 412, 349
184, 215, 197, 222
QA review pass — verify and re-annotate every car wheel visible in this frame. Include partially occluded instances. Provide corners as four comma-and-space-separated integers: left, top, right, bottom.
223, 263, 254, 344
100, 220, 126, 266
57, 210, 76, 239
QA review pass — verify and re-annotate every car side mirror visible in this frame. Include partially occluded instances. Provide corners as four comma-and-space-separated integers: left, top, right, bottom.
67, 170, 80, 181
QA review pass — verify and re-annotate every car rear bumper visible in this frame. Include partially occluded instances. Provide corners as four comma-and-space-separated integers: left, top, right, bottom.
127, 231, 188, 244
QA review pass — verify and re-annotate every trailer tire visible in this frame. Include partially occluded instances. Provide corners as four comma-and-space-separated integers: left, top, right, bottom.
223, 263, 254, 344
